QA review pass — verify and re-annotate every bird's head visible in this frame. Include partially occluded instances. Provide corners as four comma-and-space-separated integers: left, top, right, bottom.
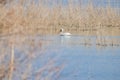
60, 28, 64, 32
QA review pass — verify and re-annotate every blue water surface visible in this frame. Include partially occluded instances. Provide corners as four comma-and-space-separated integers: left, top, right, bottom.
32, 35, 120, 80
1, 35, 120, 80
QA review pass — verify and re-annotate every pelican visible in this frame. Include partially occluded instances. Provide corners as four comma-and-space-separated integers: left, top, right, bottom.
59, 28, 71, 36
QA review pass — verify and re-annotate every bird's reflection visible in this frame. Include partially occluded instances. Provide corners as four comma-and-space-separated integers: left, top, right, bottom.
60, 35, 71, 45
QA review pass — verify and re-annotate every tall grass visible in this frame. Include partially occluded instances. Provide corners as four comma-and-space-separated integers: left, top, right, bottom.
0, 0, 120, 36
0, 1, 120, 79
0, 36, 63, 80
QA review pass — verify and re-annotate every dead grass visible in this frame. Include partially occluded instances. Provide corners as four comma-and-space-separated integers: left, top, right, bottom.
0, 1, 120, 78
0, 0, 120, 36
0, 36, 119, 80
0, 36, 63, 80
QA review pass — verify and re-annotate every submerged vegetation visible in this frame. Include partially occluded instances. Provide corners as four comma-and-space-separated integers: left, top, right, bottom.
0, 0, 120, 36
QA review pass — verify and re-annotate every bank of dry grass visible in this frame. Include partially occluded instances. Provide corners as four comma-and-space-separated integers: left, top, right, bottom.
0, 0, 120, 36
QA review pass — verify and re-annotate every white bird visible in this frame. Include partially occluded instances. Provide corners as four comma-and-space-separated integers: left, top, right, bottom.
59, 28, 71, 36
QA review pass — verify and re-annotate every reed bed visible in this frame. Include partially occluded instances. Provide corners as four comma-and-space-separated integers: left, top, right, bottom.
0, 36, 120, 80
0, 36, 63, 80
0, 0, 120, 79
0, 0, 120, 36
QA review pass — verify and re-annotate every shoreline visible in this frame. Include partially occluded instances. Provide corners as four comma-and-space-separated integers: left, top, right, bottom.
0, 25, 120, 36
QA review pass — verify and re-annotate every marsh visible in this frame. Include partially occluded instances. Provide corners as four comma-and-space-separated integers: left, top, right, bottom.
0, 35, 120, 80
0, 0, 120, 80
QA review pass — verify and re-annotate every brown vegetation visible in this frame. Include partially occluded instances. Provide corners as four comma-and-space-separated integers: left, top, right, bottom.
0, 0, 13, 5
0, 0, 6, 5
0, 36, 63, 80
0, 1, 120, 79
0, 0, 120, 36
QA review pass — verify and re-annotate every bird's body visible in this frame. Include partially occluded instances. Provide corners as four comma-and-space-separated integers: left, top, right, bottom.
60, 32, 71, 36
59, 28, 71, 36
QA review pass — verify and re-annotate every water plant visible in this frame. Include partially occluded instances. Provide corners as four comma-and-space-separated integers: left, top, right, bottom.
0, 0, 119, 36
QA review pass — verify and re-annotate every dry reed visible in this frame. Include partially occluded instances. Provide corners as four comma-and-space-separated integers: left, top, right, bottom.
0, 1, 120, 79
0, 0, 119, 36
0, 36, 63, 80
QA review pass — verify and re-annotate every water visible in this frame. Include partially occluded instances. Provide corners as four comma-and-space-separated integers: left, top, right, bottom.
36, 0, 120, 8
41, 36, 120, 80
0, 35, 120, 80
